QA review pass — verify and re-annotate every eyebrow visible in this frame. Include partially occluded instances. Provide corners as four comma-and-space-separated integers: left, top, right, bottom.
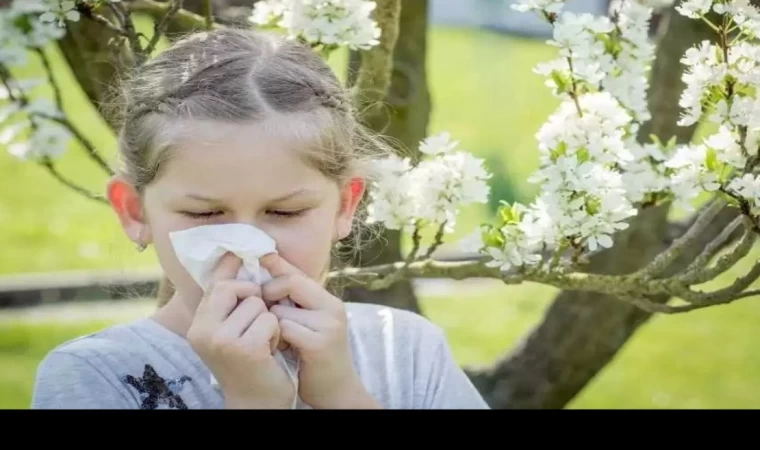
184, 188, 317, 203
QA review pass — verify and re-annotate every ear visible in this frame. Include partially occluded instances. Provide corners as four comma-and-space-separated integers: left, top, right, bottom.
335, 176, 366, 240
106, 176, 152, 247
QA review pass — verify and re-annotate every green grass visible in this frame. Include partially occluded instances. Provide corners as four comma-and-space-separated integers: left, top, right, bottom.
2, 22, 760, 409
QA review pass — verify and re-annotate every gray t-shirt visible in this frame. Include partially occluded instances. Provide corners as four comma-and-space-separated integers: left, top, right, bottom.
31, 302, 489, 409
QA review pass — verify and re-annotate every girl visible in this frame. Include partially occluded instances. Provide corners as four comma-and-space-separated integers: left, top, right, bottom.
30, 27, 489, 410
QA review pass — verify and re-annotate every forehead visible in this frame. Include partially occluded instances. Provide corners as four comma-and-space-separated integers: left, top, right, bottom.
150, 115, 336, 199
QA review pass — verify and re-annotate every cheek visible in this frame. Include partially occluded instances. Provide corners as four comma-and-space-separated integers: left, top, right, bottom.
143, 201, 205, 295
264, 213, 336, 280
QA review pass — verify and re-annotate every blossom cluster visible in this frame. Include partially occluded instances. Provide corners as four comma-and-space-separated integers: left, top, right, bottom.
365, 132, 491, 235
249, 0, 382, 50
0, 0, 75, 162
460, 0, 760, 274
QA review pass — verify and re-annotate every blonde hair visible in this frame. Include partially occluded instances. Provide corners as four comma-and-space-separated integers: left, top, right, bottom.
111, 27, 395, 305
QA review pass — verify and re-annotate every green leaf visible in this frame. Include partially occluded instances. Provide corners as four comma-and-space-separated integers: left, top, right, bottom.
550, 141, 568, 162
705, 147, 719, 172
585, 196, 601, 215
481, 225, 504, 248
576, 146, 590, 163
550, 70, 569, 94
666, 136, 677, 150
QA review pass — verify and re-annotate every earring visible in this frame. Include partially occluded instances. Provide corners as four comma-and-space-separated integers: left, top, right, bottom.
136, 242, 147, 252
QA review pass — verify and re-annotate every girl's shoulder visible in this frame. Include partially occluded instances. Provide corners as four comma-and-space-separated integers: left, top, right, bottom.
343, 301, 448, 350
31, 317, 223, 410
342, 302, 490, 409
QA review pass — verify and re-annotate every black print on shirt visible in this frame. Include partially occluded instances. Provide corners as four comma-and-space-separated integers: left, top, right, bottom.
122, 364, 192, 410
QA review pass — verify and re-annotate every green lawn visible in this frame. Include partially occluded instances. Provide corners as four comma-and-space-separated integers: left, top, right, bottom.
2, 22, 760, 409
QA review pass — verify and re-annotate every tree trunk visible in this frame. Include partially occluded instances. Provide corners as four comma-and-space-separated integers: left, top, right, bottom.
466, 6, 723, 409
56, 9, 124, 130
335, 0, 431, 313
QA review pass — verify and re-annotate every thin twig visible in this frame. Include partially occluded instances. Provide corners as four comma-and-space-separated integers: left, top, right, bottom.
202, 0, 214, 30
0, 64, 27, 107
40, 159, 108, 205
681, 223, 756, 285
424, 220, 448, 259
144, 0, 185, 57
679, 258, 760, 305
639, 199, 727, 278
33, 48, 63, 111
128, 0, 216, 33
84, 9, 130, 37
679, 215, 746, 278
620, 292, 760, 314
111, 2, 145, 65
30, 49, 113, 175
406, 221, 423, 262
35, 113, 114, 176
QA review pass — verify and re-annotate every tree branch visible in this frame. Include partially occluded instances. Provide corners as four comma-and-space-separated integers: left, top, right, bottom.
144, 0, 185, 56
41, 159, 108, 205
202, 0, 214, 30
81, 6, 130, 37
129, 0, 217, 33
328, 196, 760, 314
32, 49, 113, 176
681, 219, 756, 285
639, 198, 728, 278
108, 2, 145, 66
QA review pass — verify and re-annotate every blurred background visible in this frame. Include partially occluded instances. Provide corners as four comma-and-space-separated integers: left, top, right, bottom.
1, 0, 759, 409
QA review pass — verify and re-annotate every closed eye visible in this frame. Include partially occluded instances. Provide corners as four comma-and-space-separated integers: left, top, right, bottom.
267, 209, 306, 218
180, 210, 222, 220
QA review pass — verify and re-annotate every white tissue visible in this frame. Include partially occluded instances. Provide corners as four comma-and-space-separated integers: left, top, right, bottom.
169, 223, 300, 408
169, 222, 277, 291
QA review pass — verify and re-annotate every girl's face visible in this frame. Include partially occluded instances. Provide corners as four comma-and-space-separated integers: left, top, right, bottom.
107, 117, 365, 301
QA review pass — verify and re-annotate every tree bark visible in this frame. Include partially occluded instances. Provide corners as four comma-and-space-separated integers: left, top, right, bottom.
335, 0, 431, 313
56, 9, 124, 130
466, 6, 724, 409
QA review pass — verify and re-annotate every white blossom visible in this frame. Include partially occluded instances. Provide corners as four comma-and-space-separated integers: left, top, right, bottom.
250, 0, 382, 50
366, 132, 491, 232
621, 141, 671, 203
713, 0, 760, 38
419, 131, 459, 156
511, 0, 565, 15
604, 0, 657, 123
728, 173, 760, 213
6, 120, 71, 161
532, 92, 634, 168
676, 0, 712, 19
664, 144, 721, 209
39, 0, 80, 27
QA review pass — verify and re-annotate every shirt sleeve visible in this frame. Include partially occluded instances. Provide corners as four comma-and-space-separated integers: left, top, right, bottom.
31, 350, 139, 409
420, 329, 491, 409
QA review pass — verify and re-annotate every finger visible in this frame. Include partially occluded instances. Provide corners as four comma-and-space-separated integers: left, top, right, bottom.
262, 273, 339, 312
196, 251, 242, 310
209, 252, 243, 287
279, 319, 316, 350
241, 312, 280, 355
260, 253, 303, 278
270, 305, 330, 332
198, 280, 262, 324
217, 296, 266, 338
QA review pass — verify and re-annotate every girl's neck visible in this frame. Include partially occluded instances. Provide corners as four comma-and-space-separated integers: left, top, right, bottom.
150, 291, 200, 339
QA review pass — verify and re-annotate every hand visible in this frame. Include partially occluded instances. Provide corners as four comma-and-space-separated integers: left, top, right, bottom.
260, 253, 381, 409
186, 252, 296, 409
